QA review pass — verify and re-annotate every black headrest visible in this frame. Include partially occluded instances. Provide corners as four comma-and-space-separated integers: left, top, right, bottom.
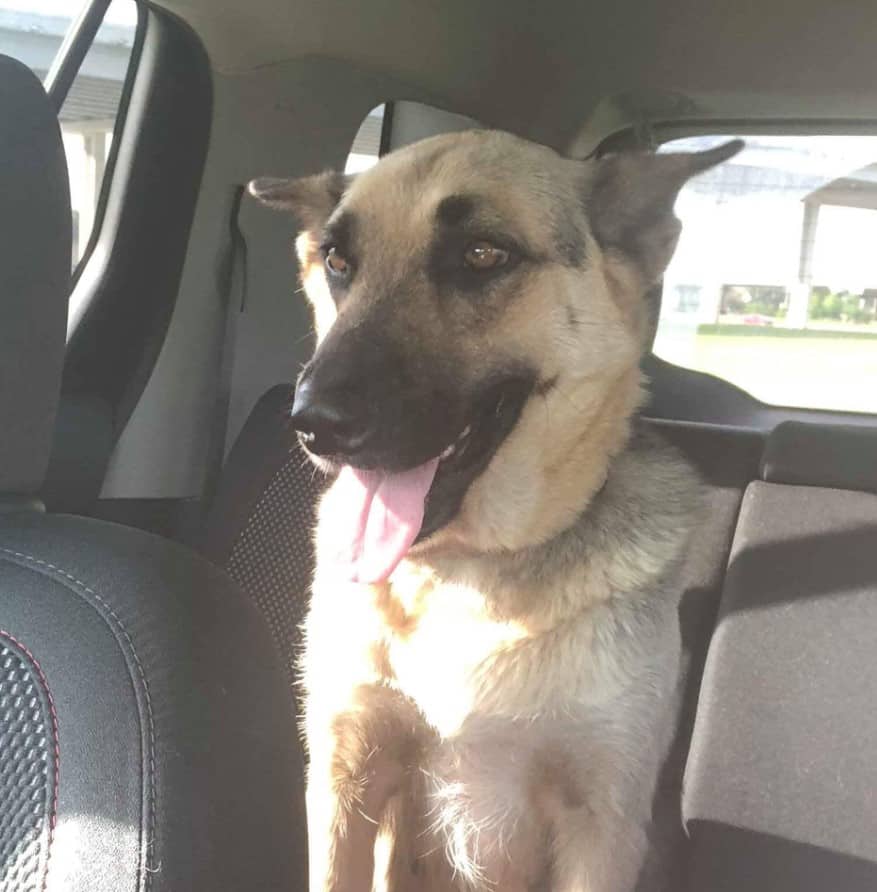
0, 56, 71, 495
761, 420, 877, 495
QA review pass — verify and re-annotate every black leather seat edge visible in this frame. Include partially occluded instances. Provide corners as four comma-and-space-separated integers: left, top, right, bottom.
0, 55, 306, 891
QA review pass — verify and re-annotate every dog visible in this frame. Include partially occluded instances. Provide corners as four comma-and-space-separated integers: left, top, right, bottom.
249, 130, 742, 892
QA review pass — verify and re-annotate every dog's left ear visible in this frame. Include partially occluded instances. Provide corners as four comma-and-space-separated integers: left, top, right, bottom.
247, 170, 353, 233
585, 139, 743, 284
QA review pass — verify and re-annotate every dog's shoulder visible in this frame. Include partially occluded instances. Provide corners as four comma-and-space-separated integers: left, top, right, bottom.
607, 419, 704, 526
513, 421, 701, 600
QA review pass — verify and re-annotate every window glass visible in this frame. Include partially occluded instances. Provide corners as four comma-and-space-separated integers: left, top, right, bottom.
656, 134, 877, 414
0, 0, 139, 266
346, 104, 384, 173
344, 102, 483, 172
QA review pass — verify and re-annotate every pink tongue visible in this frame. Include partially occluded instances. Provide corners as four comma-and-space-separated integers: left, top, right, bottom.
333, 458, 440, 584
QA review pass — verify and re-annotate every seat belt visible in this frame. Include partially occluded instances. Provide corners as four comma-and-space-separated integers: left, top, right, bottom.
202, 184, 248, 509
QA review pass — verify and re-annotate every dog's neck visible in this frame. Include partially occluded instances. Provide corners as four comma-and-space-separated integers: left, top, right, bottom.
405, 422, 701, 633
433, 367, 646, 556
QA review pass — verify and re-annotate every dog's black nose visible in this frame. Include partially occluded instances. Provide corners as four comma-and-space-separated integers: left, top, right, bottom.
290, 378, 369, 457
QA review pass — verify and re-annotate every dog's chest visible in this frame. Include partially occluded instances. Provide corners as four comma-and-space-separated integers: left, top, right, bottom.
380, 572, 527, 738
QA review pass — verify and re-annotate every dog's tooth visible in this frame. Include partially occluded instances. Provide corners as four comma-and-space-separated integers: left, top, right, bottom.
458, 425, 472, 442
440, 443, 456, 460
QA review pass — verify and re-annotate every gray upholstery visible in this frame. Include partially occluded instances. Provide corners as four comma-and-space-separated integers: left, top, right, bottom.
638, 422, 764, 892
761, 420, 877, 495
683, 481, 877, 891
0, 53, 307, 891
0, 57, 70, 496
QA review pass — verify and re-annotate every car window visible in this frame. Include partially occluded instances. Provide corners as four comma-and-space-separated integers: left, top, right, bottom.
346, 104, 385, 173
0, 0, 140, 267
655, 134, 877, 414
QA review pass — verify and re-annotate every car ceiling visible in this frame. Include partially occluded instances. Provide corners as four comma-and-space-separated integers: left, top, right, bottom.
154, 0, 877, 151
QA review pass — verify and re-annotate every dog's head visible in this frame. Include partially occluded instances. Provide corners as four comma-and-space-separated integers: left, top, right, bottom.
250, 131, 740, 580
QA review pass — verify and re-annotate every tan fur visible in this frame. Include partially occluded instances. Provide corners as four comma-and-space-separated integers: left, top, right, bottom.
250, 130, 739, 892
296, 231, 338, 337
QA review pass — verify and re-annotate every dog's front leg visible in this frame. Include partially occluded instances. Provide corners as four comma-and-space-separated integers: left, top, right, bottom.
547, 806, 648, 892
306, 684, 425, 892
422, 717, 652, 892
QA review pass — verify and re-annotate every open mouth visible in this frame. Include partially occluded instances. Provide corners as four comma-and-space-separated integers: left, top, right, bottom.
439, 423, 472, 462
297, 373, 534, 583
417, 375, 534, 541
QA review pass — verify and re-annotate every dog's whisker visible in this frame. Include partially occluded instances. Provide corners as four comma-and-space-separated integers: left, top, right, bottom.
356, 806, 380, 826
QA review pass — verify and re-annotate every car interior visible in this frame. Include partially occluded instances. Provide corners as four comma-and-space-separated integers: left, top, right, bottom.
1, 1, 876, 890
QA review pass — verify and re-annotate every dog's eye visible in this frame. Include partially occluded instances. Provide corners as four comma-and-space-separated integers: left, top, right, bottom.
324, 247, 351, 277
463, 241, 509, 271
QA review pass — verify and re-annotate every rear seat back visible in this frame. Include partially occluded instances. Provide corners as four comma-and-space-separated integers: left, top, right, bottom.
206, 388, 877, 890
683, 422, 877, 891
761, 420, 877, 494
202, 384, 322, 691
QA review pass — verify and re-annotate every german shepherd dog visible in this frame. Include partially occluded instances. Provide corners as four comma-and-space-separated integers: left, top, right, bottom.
249, 131, 741, 892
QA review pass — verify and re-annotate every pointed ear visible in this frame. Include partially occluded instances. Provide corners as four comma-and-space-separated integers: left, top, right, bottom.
247, 170, 353, 232
585, 139, 743, 283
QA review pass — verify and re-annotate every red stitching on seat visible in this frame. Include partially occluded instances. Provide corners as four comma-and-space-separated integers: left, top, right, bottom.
0, 629, 60, 892
0, 547, 157, 886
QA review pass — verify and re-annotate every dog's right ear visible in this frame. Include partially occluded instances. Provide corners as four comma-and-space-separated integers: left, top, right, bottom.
247, 170, 352, 232
584, 139, 743, 285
